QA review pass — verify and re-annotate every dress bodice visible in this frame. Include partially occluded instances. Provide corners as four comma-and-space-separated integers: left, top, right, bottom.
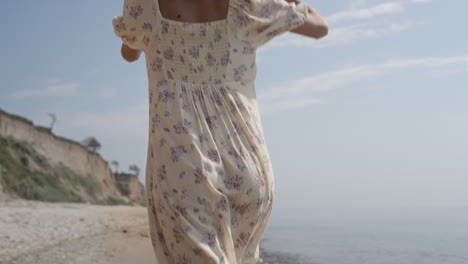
112, 0, 310, 87
148, 17, 257, 86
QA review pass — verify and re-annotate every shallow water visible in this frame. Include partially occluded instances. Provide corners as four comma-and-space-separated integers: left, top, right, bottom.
260, 207, 468, 264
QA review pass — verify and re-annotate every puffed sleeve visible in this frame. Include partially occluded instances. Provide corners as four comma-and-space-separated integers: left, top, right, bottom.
112, 0, 154, 51
231, 0, 309, 48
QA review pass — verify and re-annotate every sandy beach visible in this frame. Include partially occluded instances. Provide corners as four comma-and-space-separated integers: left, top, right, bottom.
0, 198, 152, 264
0, 199, 305, 264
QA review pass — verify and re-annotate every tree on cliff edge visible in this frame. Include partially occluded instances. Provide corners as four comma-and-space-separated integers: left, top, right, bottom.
111, 160, 119, 173
129, 164, 140, 177
46, 112, 56, 132
80, 136, 101, 153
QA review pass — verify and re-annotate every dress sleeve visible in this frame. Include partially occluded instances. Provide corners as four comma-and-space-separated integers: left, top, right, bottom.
112, 0, 154, 51
232, 0, 310, 48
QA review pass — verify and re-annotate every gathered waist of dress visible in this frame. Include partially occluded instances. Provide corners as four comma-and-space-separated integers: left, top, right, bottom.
151, 78, 257, 99
152, 78, 252, 88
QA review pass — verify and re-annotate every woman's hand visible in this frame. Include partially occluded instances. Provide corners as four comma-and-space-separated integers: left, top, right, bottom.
121, 44, 142, 62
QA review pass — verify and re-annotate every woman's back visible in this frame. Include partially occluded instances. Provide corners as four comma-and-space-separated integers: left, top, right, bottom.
157, 0, 230, 23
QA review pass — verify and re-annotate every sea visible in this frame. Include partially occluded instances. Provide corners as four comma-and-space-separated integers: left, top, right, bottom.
259, 207, 468, 264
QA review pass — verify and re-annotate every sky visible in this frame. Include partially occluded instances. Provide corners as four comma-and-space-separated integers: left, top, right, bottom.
1, 0, 467, 209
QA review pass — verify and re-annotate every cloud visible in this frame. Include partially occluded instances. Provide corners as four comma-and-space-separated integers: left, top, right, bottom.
259, 97, 323, 114
327, 1, 405, 23
272, 20, 423, 49
328, 0, 431, 23
264, 0, 430, 49
378, 56, 467, 69
12, 82, 80, 98
257, 55, 466, 114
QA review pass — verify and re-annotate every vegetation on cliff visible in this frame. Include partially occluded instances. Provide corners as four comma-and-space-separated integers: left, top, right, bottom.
0, 135, 133, 205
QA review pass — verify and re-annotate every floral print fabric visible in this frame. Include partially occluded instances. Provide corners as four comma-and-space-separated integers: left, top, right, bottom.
112, 0, 309, 263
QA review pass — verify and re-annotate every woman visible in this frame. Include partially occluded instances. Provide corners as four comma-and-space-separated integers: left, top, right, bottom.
112, 0, 328, 263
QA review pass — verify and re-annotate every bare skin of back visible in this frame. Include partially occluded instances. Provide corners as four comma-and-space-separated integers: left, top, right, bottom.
121, 0, 328, 62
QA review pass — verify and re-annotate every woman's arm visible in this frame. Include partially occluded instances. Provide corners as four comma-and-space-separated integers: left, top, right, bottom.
288, 1, 329, 39
121, 43, 142, 62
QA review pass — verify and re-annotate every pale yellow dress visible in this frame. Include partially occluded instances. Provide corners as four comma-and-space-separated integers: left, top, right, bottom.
112, 0, 309, 263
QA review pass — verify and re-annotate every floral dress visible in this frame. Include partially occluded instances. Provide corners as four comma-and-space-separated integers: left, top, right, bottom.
112, 0, 309, 263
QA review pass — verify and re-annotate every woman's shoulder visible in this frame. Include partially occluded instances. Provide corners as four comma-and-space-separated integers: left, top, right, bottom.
228, 0, 310, 48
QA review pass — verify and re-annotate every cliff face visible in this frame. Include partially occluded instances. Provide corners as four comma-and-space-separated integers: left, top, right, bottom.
114, 172, 146, 203
0, 109, 145, 205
